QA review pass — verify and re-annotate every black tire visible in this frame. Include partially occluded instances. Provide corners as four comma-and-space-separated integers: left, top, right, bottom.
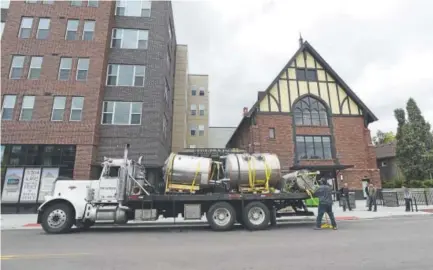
207, 202, 236, 231
41, 203, 74, 234
242, 201, 271, 231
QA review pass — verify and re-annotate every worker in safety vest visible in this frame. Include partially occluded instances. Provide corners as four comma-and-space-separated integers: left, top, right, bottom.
313, 179, 337, 230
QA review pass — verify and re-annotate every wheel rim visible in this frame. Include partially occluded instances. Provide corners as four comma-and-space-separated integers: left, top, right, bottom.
212, 208, 231, 227
47, 209, 67, 229
248, 206, 266, 225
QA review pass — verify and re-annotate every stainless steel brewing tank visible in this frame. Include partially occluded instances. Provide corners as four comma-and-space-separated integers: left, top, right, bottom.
164, 153, 212, 186
224, 153, 281, 188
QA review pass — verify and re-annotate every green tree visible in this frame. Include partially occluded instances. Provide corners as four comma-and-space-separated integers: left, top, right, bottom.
406, 98, 433, 150
372, 130, 396, 145
394, 98, 433, 181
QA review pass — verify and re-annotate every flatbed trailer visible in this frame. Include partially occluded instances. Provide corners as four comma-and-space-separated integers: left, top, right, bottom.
36, 145, 317, 234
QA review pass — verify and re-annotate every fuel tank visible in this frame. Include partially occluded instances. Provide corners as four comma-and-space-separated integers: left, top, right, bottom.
224, 153, 281, 189
163, 153, 212, 186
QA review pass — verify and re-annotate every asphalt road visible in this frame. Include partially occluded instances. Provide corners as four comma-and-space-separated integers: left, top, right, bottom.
1, 216, 432, 270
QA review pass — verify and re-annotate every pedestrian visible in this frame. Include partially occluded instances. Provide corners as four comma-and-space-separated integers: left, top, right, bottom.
403, 185, 412, 212
313, 179, 338, 230
365, 184, 370, 208
368, 184, 377, 212
339, 183, 352, 211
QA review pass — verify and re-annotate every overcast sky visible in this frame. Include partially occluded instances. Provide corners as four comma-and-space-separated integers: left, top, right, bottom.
172, 0, 433, 136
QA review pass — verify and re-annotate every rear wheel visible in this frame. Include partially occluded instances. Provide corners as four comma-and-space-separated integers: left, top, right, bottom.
207, 202, 236, 231
242, 201, 271, 231
41, 203, 74, 234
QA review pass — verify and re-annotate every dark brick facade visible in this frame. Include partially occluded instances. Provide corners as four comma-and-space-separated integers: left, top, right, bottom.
98, 1, 176, 167
1, 1, 176, 179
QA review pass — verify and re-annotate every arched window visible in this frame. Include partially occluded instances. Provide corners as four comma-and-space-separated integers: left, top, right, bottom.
293, 96, 328, 126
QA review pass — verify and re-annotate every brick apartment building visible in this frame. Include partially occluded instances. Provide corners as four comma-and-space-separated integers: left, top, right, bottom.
0, 0, 177, 208
227, 39, 380, 198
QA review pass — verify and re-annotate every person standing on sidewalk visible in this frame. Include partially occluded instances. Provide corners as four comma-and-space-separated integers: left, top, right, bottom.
339, 183, 352, 211
368, 184, 377, 212
365, 184, 370, 208
313, 180, 338, 230
403, 185, 412, 212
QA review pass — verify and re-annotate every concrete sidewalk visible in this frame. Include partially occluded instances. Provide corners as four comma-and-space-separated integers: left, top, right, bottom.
1, 200, 432, 230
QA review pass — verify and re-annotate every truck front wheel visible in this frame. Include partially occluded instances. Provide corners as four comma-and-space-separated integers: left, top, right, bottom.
207, 202, 236, 231
242, 201, 271, 231
41, 203, 74, 234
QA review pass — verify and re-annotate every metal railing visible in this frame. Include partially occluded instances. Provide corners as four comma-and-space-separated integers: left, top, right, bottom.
380, 188, 432, 208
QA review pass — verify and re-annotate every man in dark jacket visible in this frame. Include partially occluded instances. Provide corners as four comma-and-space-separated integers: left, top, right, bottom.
339, 183, 352, 211
313, 180, 337, 230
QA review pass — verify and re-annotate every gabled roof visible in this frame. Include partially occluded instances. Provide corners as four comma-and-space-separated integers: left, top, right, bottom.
226, 40, 378, 147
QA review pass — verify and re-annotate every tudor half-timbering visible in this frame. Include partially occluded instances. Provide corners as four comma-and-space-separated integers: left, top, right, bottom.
227, 40, 381, 196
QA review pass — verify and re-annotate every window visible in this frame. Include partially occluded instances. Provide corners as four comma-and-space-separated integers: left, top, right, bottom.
1, 22, 4, 40
70, 0, 82, 6
191, 86, 197, 96
296, 136, 332, 160
190, 125, 197, 136
199, 87, 205, 96
37, 18, 50, 39
106, 64, 146, 87
28, 56, 43, 79
101, 101, 142, 125
51, 96, 66, 121
294, 96, 328, 126
190, 104, 197, 116
164, 79, 169, 102
58, 57, 72, 80
269, 128, 275, 139
199, 104, 205, 116
9, 55, 25, 79
70, 97, 84, 121
198, 125, 205, 136
111, 28, 149, 49
1, 95, 17, 120
162, 116, 167, 137
115, 0, 152, 17
381, 161, 388, 167
166, 48, 171, 67
19, 17, 33, 39
76, 58, 90, 81
43, 0, 54, 4
82, 20, 95, 40
20, 96, 35, 121
168, 20, 172, 40
65, 20, 79, 40
87, 0, 98, 7
296, 68, 318, 81
26, 0, 38, 3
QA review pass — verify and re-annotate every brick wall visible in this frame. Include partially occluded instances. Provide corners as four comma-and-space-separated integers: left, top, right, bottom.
230, 113, 381, 189
1, 1, 115, 179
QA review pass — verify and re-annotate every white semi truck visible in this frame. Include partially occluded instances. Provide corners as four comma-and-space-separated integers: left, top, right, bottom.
36, 144, 319, 234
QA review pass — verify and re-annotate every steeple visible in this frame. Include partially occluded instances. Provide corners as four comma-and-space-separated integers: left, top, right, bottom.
299, 33, 304, 47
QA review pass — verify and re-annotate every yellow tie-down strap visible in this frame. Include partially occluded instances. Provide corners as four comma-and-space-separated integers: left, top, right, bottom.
247, 157, 272, 192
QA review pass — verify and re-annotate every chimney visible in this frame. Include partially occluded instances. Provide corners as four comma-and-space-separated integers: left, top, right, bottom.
243, 107, 248, 116
257, 91, 266, 101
